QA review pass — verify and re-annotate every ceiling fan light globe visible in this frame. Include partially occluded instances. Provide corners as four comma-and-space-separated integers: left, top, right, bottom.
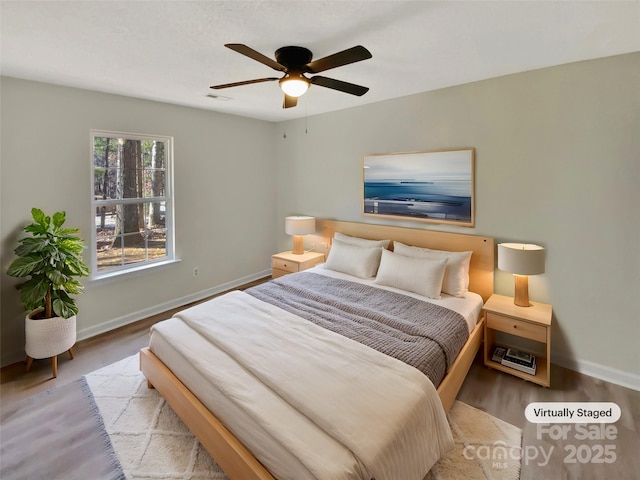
280, 77, 309, 97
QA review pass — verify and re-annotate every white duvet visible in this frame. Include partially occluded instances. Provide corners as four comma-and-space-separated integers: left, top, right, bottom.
151, 290, 454, 480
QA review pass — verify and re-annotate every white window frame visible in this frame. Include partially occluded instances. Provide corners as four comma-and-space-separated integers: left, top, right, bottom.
90, 130, 176, 280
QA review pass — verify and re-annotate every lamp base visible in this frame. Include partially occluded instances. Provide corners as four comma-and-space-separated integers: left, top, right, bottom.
292, 235, 305, 255
513, 274, 531, 307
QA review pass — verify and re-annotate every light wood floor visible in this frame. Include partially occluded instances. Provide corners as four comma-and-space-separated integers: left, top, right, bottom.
2, 283, 639, 479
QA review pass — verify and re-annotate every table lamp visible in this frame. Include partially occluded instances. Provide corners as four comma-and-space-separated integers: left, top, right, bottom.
285, 216, 315, 255
497, 243, 545, 307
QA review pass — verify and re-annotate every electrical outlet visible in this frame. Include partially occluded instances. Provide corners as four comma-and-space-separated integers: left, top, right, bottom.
193, 267, 199, 277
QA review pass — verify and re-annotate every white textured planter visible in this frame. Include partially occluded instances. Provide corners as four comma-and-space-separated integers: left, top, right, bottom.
25, 308, 77, 359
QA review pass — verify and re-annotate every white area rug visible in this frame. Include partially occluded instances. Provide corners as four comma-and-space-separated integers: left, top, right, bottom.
85, 354, 225, 479
86, 354, 521, 480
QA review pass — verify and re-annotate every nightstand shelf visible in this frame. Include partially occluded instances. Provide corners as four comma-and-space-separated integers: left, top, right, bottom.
483, 294, 552, 387
271, 251, 325, 278
484, 355, 549, 386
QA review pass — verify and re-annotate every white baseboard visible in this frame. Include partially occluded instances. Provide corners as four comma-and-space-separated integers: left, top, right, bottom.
1, 270, 271, 368
553, 351, 640, 392
76, 269, 272, 341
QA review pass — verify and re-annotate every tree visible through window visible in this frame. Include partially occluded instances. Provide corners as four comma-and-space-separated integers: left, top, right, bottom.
91, 131, 174, 277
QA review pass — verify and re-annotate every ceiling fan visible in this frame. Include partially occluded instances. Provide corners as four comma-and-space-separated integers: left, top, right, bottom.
210, 44, 372, 108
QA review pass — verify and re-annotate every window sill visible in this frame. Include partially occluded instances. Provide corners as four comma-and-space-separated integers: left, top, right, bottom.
87, 258, 182, 285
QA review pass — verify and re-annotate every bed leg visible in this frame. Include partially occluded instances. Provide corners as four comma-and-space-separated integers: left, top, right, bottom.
147, 380, 155, 389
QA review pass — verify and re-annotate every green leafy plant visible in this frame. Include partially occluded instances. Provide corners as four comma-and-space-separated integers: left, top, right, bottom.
7, 208, 90, 319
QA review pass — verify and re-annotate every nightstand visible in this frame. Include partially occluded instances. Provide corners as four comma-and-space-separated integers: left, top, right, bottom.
483, 293, 552, 387
271, 251, 325, 279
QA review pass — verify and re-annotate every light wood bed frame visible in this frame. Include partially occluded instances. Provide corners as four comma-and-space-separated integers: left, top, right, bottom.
140, 220, 494, 480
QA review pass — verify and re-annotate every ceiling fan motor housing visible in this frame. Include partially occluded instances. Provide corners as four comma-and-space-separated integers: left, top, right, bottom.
275, 46, 313, 71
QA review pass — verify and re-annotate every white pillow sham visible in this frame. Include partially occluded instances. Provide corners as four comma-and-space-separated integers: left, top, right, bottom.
325, 239, 383, 278
374, 249, 447, 299
393, 242, 472, 297
334, 232, 390, 249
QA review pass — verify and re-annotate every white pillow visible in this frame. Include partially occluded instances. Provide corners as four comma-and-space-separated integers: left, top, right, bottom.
325, 240, 383, 278
374, 249, 447, 299
393, 242, 472, 297
334, 232, 390, 249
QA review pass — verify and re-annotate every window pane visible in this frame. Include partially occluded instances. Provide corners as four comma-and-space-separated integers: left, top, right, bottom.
145, 170, 165, 198
95, 204, 117, 235
145, 201, 166, 229
120, 168, 140, 199
94, 136, 121, 199
120, 203, 144, 230
122, 233, 148, 265
97, 235, 122, 270
147, 227, 167, 260
95, 167, 119, 200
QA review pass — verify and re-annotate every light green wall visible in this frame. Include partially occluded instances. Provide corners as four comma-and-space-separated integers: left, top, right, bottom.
275, 53, 640, 388
1, 78, 278, 365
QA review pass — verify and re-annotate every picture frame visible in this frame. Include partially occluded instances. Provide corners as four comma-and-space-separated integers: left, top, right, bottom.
363, 148, 475, 227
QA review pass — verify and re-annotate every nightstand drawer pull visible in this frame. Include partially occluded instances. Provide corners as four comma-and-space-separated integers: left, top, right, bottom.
486, 313, 546, 342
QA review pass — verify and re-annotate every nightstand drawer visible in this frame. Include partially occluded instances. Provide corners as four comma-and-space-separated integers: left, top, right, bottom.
486, 312, 546, 342
272, 257, 300, 273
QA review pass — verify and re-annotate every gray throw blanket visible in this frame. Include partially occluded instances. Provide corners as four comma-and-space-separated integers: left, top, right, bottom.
246, 272, 469, 387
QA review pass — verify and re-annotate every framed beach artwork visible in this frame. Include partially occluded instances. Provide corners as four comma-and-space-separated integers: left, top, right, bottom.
363, 148, 475, 227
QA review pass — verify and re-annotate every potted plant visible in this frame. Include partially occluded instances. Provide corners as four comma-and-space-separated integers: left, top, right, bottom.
7, 208, 89, 377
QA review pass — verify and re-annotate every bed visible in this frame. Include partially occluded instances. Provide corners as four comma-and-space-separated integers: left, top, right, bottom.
140, 220, 494, 480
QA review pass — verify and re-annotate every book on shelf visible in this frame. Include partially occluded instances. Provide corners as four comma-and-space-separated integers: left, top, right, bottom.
502, 356, 536, 375
501, 348, 536, 375
491, 346, 507, 363
503, 348, 535, 366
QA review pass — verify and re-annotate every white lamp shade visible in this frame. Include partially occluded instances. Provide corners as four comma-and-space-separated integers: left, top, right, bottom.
498, 243, 545, 275
285, 216, 316, 235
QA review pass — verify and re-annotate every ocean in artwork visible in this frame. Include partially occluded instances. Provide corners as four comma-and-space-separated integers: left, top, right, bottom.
364, 180, 472, 222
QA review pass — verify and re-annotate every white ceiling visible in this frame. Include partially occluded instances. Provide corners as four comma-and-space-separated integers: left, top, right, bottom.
2, 1, 639, 122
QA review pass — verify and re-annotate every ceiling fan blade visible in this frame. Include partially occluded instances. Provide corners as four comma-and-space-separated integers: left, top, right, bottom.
310, 76, 369, 96
306, 45, 372, 74
210, 77, 278, 89
283, 94, 298, 109
225, 44, 286, 72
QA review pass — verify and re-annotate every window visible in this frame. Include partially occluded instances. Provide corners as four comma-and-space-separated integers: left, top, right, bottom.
91, 130, 175, 278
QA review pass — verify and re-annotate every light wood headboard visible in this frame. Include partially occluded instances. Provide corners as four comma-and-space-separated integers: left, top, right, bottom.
320, 220, 494, 302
